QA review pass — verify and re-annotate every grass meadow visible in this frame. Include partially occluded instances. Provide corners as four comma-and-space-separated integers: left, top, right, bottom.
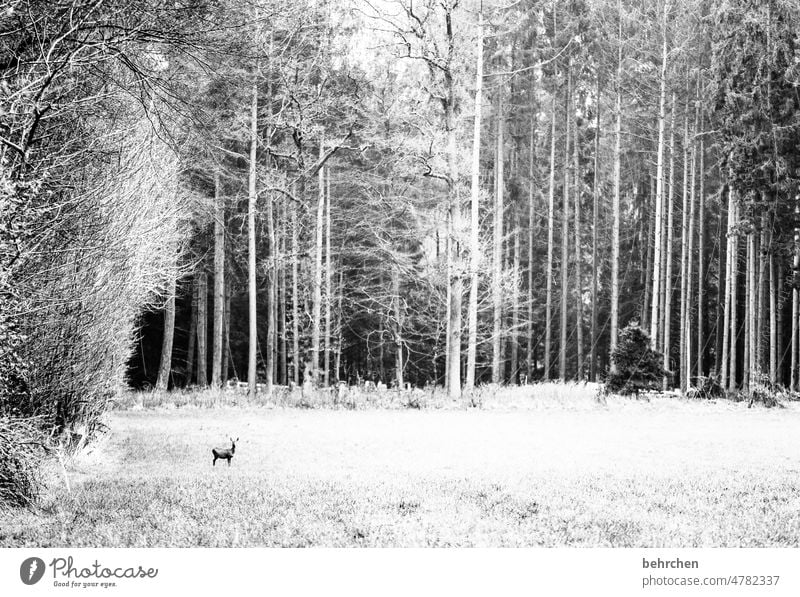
2, 384, 800, 547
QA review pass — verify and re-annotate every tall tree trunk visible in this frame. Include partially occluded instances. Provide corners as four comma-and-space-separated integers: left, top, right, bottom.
393, 268, 404, 389
379, 295, 385, 382
511, 204, 521, 383
445, 29, 463, 399
610, 0, 622, 370
721, 188, 734, 389
247, 80, 258, 397
212, 170, 225, 387
685, 122, 696, 392
492, 84, 505, 384
324, 168, 332, 387
757, 213, 768, 375
791, 202, 799, 391
446, 195, 463, 397
662, 94, 676, 388
769, 228, 777, 385
682, 93, 698, 392
291, 198, 300, 386
714, 192, 727, 380
197, 267, 208, 387
186, 276, 197, 384
560, 60, 572, 382
728, 199, 739, 393
696, 114, 705, 378
265, 188, 276, 396
155, 274, 176, 391
642, 180, 654, 329
527, 87, 536, 382
590, 75, 601, 382
465, 5, 483, 392
746, 229, 756, 392
573, 82, 583, 380
649, 1, 669, 349
545, 44, 558, 380
311, 138, 325, 386
777, 261, 785, 384
678, 100, 690, 394
279, 198, 287, 385
223, 273, 231, 384
335, 267, 344, 383
445, 216, 452, 391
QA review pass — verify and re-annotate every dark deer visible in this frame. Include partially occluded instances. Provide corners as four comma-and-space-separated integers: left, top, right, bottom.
212, 437, 238, 466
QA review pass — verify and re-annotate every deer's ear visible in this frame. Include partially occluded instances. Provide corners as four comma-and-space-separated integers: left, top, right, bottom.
236, 437, 240, 441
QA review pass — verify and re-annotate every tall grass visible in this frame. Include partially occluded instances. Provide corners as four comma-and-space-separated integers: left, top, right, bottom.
114, 381, 607, 412
0, 416, 48, 508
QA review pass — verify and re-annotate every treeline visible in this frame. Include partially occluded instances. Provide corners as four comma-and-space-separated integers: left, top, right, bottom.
3, 0, 800, 454
129, 0, 800, 401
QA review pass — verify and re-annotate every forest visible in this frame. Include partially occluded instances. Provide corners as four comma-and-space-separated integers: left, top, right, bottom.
2, 0, 800, 496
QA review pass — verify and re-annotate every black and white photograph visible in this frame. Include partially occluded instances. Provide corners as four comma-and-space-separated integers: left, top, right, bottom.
1, 0, 800, 579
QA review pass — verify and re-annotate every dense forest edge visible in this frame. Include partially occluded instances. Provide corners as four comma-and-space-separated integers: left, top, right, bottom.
2, 0, 800, 507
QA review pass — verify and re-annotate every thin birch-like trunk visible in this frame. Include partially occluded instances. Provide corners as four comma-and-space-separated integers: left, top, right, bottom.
324, 169, 332, 387
545, 37, 558, 380
757, 213, 768, 375
465, 6, 483, 391
791, 202, 799, 390
393, 268, 404, 388
444, 6, 463, 399
492, 85, 505, 384
714, 194, 727, 379
560, 60, 572, 382
729, 200, 739, 393
590, 75, 601, 382
746, 230, 756, 392
683, 95, 698, 391
777, 261, 785, 384
678, 99, 690, 394
649, 1, 669, 348
696, 117, 705, 378
573, 83, 583, 380
685, 137, 696, 392
769, 229, 777, 385
445, 215, 452, 392
527, 84, 536, 382
247, 80, 258, 396
335, 268, 344, 383
662, 94, 676, 388
721, 188, 734, 389
265, 188, 276, 396
511, 204, 521, 383
291, 198, 300, 385
212, 171, 225, 388
642, 181, 654, 329
610, 0, 622, 369
311, 139, 325, 385
279, 198, 287, 385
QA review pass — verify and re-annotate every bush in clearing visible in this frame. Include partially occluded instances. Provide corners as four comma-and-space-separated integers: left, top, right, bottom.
605, 323, 667, 396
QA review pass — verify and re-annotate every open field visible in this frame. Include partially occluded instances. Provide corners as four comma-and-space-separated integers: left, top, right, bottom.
2, 388, 800, 547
